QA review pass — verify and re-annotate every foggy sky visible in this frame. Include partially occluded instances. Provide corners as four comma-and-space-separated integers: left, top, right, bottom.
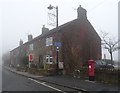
0, 0, 119, 64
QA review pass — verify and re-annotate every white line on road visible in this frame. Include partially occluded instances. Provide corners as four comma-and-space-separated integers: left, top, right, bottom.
28, 78, 66, 93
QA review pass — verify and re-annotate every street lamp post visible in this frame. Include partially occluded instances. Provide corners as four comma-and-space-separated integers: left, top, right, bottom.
56, 6, 58, 29
47, 4, 59, 74
47, 5, 58, 28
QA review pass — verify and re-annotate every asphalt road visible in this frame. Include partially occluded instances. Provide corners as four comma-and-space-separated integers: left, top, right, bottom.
2, 67, 78, 92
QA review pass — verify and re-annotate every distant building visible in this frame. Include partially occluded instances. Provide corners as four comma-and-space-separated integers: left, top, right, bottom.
10, 6, 101, 74
118, 1, 120, 63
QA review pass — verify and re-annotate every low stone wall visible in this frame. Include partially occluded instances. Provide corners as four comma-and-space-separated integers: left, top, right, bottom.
72, 67, 88, 79
16, 66, 119, 85
95, 68, 119, 85
16, 67, 27, 72
28, 68, 56, 76
69, 67, 119, 85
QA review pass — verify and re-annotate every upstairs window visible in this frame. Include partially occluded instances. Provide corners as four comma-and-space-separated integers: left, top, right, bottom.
29, 44, 34, 51
46, 37, 53, 46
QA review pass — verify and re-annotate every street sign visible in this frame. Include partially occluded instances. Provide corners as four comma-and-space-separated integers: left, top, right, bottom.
56, 49, 59, 52
59, 62, 63, 69
29, 54, 34, 61
54, 42, 62, 46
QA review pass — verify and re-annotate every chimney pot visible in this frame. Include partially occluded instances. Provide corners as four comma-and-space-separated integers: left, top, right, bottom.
19, 39, 23, 46
42, 25, 49, 34
28, 34, 33, 41
77, 5, 87, 19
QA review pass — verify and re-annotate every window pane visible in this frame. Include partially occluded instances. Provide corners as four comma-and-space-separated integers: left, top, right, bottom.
29, 44, 34, 50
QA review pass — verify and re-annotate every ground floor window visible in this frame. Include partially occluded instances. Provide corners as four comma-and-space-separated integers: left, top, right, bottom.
46, 55, 53, 64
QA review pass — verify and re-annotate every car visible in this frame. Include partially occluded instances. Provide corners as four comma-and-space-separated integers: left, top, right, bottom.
107, 64, 114, 69
95, 60, 114, 69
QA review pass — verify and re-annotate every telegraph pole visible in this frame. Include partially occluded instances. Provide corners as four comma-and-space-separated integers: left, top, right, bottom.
47, 5, 59, 74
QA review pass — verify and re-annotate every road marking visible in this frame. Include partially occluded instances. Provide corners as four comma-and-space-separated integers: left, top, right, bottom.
28, 78, 66, 93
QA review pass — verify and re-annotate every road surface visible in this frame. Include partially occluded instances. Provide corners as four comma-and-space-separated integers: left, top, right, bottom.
2, 66, 78, 92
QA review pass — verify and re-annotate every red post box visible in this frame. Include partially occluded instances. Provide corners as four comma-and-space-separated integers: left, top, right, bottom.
88, 60, 95, 81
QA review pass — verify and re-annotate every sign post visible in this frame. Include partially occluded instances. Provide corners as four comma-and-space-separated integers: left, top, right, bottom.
56, 47, 59, 74
54, 42, 62, 74
54, 42, 62, 47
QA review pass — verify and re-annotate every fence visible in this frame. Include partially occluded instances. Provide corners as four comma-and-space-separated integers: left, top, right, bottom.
95, 68, 119, 85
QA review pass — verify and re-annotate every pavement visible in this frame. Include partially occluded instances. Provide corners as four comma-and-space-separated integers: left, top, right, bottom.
5, 66, 120, 92
3, 67, 71, 92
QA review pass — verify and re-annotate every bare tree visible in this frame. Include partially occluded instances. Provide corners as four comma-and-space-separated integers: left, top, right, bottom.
101, 31, 120, 64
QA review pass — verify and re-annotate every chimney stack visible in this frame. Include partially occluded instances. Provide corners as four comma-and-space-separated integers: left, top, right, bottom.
77, 5, 87, 19
42, 25, 49, 34
28, 34, 33, 41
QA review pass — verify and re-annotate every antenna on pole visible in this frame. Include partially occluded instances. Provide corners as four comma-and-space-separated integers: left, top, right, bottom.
72, 7, 77, 11
47, 5, 56, 27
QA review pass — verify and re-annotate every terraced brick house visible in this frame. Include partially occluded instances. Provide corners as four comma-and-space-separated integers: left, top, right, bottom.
10, 5, 101, 74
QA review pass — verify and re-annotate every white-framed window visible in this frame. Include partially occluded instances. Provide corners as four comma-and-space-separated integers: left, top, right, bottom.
49, 37, 53, 46
50, 55, 53, 62
46, 37, 53, 46
46, 38, 49, 46
29, 44, 34, 51
46, 55, 53, 64
46, 55, 49, 62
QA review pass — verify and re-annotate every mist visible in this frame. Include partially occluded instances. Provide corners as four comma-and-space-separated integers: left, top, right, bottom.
0, 0, 119, 63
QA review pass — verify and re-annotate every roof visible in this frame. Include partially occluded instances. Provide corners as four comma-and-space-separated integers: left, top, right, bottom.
10, 18, 101, 52
10, 18, 78, 52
